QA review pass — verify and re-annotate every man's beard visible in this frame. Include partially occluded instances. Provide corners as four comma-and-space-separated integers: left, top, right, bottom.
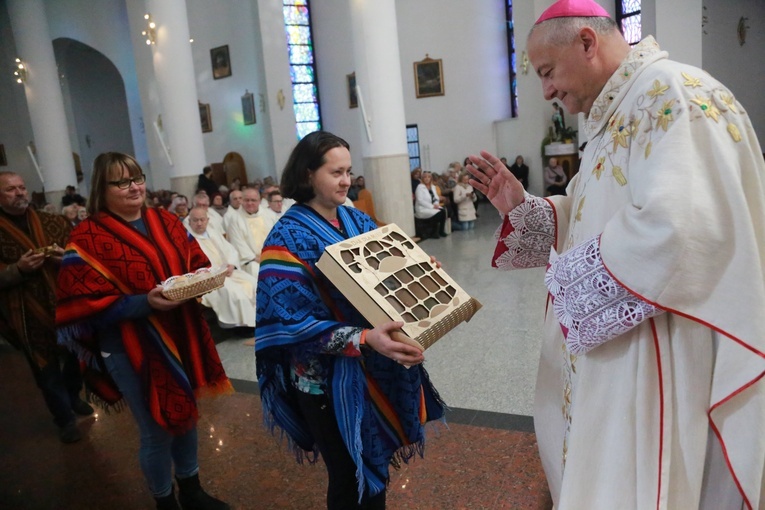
11, 198, 29, 211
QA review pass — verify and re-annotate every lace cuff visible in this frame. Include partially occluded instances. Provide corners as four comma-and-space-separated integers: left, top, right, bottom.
492, 194, 556, 270
544, 236, 663, 355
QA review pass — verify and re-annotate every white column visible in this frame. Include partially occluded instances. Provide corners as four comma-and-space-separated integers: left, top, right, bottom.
7, 0, 76, 200
145, 0, 207, 198
349, 0, 414, 235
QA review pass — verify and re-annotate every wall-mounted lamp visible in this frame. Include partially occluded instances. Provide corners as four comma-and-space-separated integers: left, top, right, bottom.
13, 57, 27, 84
142, 13, 157, 45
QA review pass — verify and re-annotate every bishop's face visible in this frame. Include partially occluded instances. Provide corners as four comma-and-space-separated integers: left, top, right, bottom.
528, 26, 601, 115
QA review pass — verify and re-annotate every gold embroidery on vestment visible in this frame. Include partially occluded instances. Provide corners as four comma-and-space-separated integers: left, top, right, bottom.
612, 166, 627, 186
656, 99, 675, 131
575, 197, 586, 222
593, 157, 605, 180
727, 123, 742, 142
647, 79, 669, 98
682, 72, 703, 88
691, 96, 721, 122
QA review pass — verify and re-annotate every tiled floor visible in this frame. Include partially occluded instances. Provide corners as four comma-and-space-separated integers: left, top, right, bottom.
0, 212, 554, 509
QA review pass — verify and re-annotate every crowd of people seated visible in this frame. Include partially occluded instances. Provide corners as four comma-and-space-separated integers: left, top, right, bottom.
407, 155, 530, 239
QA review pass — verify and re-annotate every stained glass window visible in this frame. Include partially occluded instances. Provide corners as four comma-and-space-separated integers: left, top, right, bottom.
283, 0, 321, 139
616, 0, 642, 45
505, 1, 518, 117
407, 125, 421, 171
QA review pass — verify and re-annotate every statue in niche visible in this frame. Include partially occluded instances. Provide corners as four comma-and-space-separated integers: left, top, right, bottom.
551, 102, 566, 141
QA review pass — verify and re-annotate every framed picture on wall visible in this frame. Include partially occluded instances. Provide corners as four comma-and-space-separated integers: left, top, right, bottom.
413, 55, 444, 98
242, 90, 256, 125
199, 101, 212, 133
210, 45, 232, 79
0, 144, 6, 166
347, 72, 358, 109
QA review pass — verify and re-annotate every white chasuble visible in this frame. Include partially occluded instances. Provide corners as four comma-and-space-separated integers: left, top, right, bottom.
244, 214, 268, 255
526, 38, 765, 509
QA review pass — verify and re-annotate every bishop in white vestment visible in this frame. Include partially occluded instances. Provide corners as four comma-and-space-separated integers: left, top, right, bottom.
468, 2, 765, 508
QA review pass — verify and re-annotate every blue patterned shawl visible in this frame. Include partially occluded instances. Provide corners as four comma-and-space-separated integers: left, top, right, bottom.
255, 204, 445, 501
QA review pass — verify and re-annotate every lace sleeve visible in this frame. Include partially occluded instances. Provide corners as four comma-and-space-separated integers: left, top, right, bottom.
544, 236, 663, 355
492, 194, 556, 270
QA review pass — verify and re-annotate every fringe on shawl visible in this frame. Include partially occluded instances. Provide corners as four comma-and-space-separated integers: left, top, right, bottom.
58, 322, 127, 411
84, 385, 127, 414
57, 323, 97, 367
258, 361, 321, 465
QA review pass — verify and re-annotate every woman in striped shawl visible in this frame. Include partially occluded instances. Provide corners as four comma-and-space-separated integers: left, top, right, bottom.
256, 131, 445, 509
56, 153, 232, 510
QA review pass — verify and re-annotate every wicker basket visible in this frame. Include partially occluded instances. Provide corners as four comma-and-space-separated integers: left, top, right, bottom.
161, 266, 227, 301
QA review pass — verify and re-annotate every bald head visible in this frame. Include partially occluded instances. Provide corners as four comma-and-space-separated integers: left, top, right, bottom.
527, 16, 630, 115
188, 206, 209, 235
0, 172, 29, 215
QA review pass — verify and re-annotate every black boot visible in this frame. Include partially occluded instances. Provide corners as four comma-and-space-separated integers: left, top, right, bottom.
155, 491, 181, 510
176, 474, 230, 510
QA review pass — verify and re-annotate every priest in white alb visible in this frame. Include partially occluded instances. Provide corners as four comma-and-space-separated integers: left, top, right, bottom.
186, 207, 258, 329
224, 188, 269, 277
223, 189, 243, 233
467, 1, 765, 508
184, 192, 225, 236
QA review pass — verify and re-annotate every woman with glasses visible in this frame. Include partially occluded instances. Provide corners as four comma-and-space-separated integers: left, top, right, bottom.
55, 152, 232, 510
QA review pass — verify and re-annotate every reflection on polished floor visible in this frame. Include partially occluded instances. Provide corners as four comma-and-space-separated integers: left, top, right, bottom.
0, 213, 553, 509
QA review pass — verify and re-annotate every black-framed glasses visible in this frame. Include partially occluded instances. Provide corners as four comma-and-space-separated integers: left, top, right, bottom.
108, 174, 146, 189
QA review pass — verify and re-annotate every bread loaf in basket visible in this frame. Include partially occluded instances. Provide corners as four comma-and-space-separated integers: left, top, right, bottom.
160, 266, 228, 301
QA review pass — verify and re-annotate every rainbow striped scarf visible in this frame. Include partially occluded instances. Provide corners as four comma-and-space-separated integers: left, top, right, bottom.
255, 204, 445, 501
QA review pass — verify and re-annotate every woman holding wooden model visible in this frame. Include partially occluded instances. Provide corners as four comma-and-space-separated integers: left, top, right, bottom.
255, 131, 445, 509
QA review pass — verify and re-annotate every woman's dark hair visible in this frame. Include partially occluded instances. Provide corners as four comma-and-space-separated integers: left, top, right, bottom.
88, 152, 144, 216
280, 131, 350, 203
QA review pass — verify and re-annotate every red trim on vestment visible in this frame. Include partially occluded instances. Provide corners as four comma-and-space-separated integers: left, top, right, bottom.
707, 372, 764, 510
597, 236, 765, 359
598, 236, 764, 508
543, 197, 559, 252
650, 318, 665, 510
491, 214, 513, 267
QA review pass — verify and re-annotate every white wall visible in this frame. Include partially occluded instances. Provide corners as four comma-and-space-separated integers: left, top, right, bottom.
54, 39, 135, 196
45, 0, 147, 178
702, 0, 765, 142
313, 0, 513, 181
310, 0, 362, 164
495, 0, 557, 198
397, 0, 511, 176
187, 0, 276, 180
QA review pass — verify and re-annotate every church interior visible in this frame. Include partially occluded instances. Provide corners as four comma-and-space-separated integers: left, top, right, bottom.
1, 0, 764, 508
